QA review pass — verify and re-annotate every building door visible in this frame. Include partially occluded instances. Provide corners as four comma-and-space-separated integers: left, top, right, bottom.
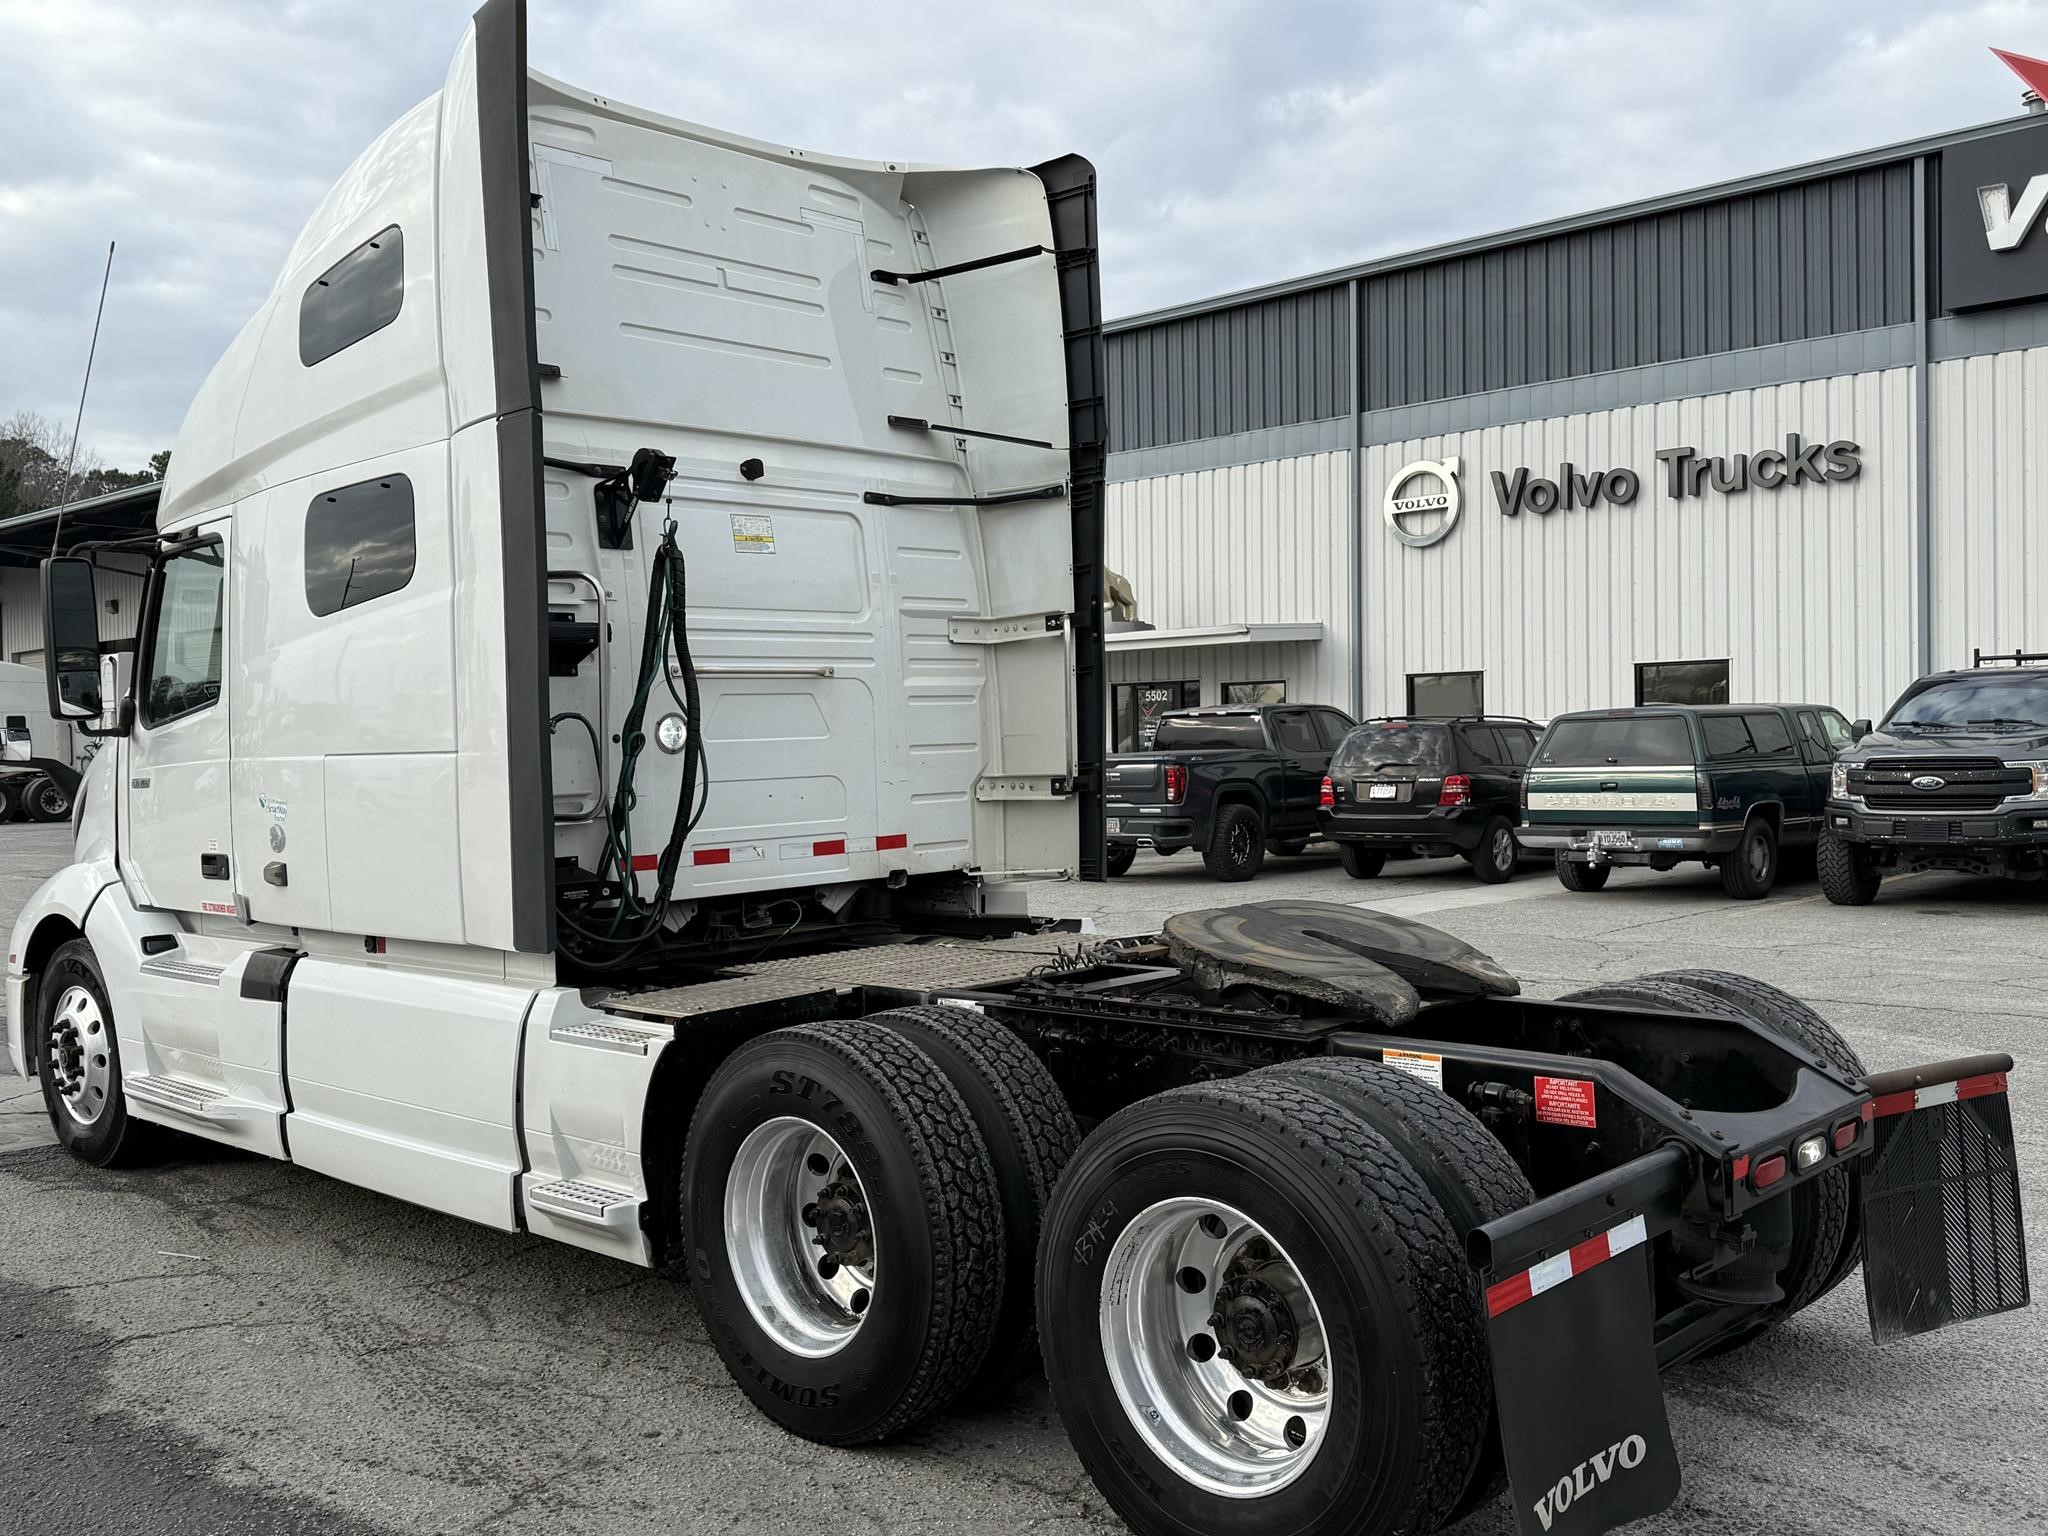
122, 532, 236, 918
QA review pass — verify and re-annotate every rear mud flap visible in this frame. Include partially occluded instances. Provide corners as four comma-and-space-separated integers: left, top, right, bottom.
1861, 1055, 2028, 1344
1476, 1151, 1686, 1536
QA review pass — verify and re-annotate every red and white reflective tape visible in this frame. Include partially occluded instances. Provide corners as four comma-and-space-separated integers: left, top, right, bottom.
1869, 1070, 2008, 1120
1486, 1213, 1648, 1319
631, 835, 909, 872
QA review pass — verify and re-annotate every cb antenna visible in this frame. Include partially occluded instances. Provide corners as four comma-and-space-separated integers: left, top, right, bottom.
49, 240, 117, 558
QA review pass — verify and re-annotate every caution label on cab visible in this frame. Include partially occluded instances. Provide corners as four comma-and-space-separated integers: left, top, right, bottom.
1381, 1048, 1445, 1091
1535, 1075, 1598, 1129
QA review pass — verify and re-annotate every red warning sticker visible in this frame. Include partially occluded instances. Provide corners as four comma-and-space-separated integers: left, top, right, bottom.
1534, 1076, 1598, 1129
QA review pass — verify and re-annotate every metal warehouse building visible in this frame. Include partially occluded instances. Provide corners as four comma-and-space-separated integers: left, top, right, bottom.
1103, 89, 2048, 747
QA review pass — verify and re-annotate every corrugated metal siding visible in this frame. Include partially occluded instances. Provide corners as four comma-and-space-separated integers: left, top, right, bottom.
1105, 451, 1352, 707
1363, 165, 1915, 412
1107, 287, 1349, 452
1930, 345, 2048, 673
1108, 641, 1328, 717
1361, 368, 1918, 723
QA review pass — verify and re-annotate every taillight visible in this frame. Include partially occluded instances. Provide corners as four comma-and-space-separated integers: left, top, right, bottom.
1165, 764, 1187, 804
1749, 1154, 1788, 1192
1440, 774, 1472, 808
1832, 1120, 1859, 1153
1696, 769, 1713, 812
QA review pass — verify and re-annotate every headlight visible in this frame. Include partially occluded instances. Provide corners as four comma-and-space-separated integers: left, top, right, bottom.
1830, 762, 1851, 799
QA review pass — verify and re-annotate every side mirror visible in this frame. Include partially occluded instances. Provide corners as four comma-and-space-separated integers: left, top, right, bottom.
41, 558, 103, 722
1851, 718, 1872, 741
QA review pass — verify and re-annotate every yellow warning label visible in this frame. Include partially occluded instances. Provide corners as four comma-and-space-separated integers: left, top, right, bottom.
1382, 1048, 1445, 1091
730, 513, 776, 554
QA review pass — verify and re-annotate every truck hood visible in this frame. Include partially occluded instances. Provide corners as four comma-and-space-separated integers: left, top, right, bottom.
1849, 725, 2048, 760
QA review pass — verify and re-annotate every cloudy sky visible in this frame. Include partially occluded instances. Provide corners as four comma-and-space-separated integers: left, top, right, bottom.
1, 0, 2043, 469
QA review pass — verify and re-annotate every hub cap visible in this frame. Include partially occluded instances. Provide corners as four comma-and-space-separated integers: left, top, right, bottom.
1492, 825, 1514, 869
1099, 1198, 1333, 1498
1747, 832, 1772, 880
724, 1117, 876, 1358
44, 985, 111, 1128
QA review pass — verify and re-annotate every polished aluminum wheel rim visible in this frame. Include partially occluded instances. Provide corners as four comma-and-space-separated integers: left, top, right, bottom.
45, 985, 111, 1128
724, 1117, 875, 1358
1099, 1198, 1333, 1498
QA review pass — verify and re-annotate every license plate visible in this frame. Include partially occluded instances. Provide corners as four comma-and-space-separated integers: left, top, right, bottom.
1590, 830, 1637, 849
1106, 819, 1121, 834
1368, 783, 1398, 800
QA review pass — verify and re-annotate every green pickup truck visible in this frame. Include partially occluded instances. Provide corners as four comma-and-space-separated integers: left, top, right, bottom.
1518, 704, 1855, 899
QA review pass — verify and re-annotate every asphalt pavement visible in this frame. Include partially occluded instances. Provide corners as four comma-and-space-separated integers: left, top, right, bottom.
1, 824, 2042, 1534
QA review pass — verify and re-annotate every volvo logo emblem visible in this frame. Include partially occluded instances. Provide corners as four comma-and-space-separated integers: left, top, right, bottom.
1384, 456, 1462, 548
1912, 775, 1947, 791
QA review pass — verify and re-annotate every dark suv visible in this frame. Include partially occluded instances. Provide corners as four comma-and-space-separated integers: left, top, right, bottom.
1318, 716, 1542, 883
1821, 654, 2048, 904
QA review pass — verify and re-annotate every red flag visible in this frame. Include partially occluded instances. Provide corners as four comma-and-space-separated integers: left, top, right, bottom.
1991, 47, 2048, 100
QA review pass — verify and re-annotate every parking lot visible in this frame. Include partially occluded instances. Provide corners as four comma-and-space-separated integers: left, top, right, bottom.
1, 823, 2043, 1535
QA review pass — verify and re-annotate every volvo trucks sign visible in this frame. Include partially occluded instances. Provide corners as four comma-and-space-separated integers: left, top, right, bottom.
1384, 434, 1863, 546
1940, 112, 2048, 312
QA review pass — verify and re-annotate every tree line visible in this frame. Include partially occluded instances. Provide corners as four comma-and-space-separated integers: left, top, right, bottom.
0, 410, 170, 522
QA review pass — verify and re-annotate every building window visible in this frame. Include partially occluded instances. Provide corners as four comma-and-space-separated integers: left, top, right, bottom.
1636, 658, 1729, 706
1224, 680, 1285, 705
306, 474, 417, 617
300, 225, 404, 366
1113, 681, 1198, 751
141, 545, 225, 727
1406, 671, 1483, 716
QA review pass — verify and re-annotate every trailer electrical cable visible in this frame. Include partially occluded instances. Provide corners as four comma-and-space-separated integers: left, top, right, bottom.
556, 510, 709, 969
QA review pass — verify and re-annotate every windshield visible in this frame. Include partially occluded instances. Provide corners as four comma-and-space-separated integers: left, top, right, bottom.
1151, 716, 1267, 751
1886, 673, 2048, 732
1332, 722, 1452, 774
1536, 715, 1695, 767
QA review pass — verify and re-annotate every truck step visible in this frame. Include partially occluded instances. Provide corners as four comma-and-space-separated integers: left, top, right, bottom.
547, 1017, 669, 1056
124, 1074, 253, 1122
527, 1179, 641, 1228
138, 957, 224, 986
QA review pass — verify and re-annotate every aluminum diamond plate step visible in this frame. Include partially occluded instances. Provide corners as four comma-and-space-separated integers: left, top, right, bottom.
605, 936, 1083, 1023
527, 1179, 641, 1227
125, 1075, 252, 1122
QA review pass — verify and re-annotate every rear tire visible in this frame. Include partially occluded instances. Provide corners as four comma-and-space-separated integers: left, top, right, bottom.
1554, 854, 1611, 892
1104, 844, 1136, 878
1038, 1077, 1488, 1536
23, 775, 70, 823
1558, 976, 1851, 1341
683, 1022, 1004, 1444
867, 1005, 1079, 1388
1338, 843, 1385, 880
1720, 817, 1778, 899
1467, 817, 1518, 884
1817, 831, 1880, 905
0, 779, 18, 823
1258, 1058, 1533, 1519
36, 940, 160, 1167
1203, 803, 1267, 882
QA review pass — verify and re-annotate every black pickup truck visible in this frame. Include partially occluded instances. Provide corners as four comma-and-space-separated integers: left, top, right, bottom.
1821, 653, 2048, 904
1102, 704, 1355, 881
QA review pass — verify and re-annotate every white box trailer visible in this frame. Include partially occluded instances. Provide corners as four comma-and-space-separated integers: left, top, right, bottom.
0, 658, 80, 822
6, 7, 2028, 1536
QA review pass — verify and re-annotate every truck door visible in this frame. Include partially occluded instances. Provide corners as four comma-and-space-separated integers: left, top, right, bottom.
1269, 709, 1325, 836
123, 531, 237, 917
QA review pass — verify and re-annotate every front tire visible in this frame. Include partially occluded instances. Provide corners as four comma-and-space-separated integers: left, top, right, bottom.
1721, 817, 1779, 899
683, 1022, 1004, 1444
1337, 843, 1385, 880
36, 940, 159, 1167
1467, 817, 1518, 884
1203, 803, 1267, 882
1038, 1078, 1487, 1536
1817, 831, 1880, 905
1554, 854, 1611, 891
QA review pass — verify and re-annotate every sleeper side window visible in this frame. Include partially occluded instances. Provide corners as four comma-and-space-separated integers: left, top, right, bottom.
306, 474, 417, 617
299, 225, 404, 366
141, 547, 225, 727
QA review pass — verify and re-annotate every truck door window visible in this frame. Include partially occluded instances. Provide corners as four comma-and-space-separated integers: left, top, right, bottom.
141, 547, 225, 727
306, 474, 417, 617
1796, 710, 1836, 759
1312, 710, 1353, 749
1744, 712, 1794, 756
1818, 710, 1856, 752
299, 225, 404, 366
1701, 715, 1755, 759
1272, 712, 1318, 754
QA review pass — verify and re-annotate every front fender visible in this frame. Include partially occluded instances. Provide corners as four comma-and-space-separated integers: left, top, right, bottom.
6, 852, 117, 1079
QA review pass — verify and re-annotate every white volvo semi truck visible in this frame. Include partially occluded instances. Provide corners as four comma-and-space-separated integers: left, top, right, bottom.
8, 7, 2028, 1536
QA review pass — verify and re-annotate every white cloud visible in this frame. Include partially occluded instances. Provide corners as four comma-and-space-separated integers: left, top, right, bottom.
1, 0, 2042, 466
